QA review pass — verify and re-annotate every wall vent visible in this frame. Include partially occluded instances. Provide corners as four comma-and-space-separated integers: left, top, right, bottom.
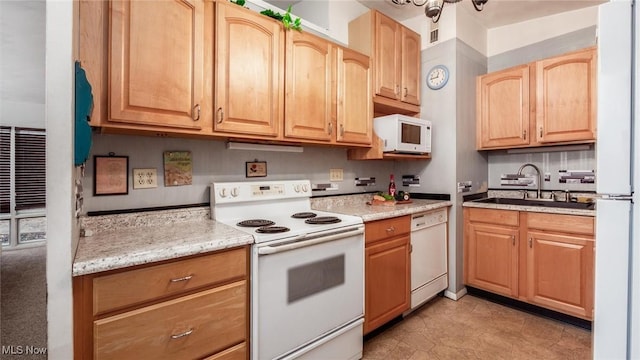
430, 21, 439, 43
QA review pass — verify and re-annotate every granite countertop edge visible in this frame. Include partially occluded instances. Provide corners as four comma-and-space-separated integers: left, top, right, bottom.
72, 221, 254, 277
312, 199, 453, 223
462, 201, 595, 217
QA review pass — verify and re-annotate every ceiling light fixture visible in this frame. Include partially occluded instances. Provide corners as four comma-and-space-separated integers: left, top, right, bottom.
391, 0, 488, 23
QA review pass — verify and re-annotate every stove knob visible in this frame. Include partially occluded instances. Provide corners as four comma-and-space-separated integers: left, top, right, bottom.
302, 184, 309, 193
294, 184, 301, 193
219, 188, 227, 198
231, 188, 239, 197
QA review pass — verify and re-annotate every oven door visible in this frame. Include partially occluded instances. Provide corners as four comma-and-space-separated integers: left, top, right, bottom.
252, 226, 364, 360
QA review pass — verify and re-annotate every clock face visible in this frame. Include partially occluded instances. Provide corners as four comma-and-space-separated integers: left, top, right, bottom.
427, 65, 449, 90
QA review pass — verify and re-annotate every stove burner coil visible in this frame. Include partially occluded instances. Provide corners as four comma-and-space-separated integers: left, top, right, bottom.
304, 216, 342, 225
237, 219, 275, 227
291, 212, 317, 219
256, 226, 291, 234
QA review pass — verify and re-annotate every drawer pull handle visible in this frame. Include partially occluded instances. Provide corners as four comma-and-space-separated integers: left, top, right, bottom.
412, 215, 425, 219
512, 235, 515, 246
192, 104, 201, 121
170, 329, 194, 339
170, 275, 193, 283
416, 222, 426, 227
529, 238, 533, 248
217, 107, 224, 124
386, 226, 395, 233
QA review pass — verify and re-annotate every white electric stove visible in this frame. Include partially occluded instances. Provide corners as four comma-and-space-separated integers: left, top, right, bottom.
211, 180, 364, 360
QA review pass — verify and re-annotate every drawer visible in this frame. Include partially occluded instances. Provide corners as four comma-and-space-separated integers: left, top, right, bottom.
467, 208, 519, 227
203, 342, 246, 360
93, 247, 247, 315
94, 280, 247, 360
527, 212, 594, 236
365, 215, 410, 244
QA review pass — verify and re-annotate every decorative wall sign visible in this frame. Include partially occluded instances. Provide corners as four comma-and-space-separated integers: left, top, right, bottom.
94, 154, 128, 196
163, 151, 193, 186
246, 160, 267, 178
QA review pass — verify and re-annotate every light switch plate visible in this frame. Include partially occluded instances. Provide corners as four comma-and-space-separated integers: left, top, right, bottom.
133, 168, 158, 189
330, 168, 343, 181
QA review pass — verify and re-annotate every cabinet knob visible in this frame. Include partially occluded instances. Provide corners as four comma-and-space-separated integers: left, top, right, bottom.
512, 235, 515, 246
170, 329, 194, 340
192, 104, 200, 121
523, 129, 527, 140
404, 87, 408, 98
539, 127, 543, 138
328, 122, 333, 135
529, 237, 533, 248
217, 107, 224, 124
170, 275, 193, 283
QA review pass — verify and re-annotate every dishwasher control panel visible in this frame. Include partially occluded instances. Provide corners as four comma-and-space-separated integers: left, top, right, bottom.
411, 208, 448, 230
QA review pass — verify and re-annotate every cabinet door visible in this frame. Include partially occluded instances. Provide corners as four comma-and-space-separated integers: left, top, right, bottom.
477, 65, 530, 149
535, 48, 597, 143
466, 223, 519, 297
337, 48, 373, 145
526, 231, 594, 319
374, 12, 401, 100
401, 27, 420, 106
110, 0, 204, 129
364, 235, 410, 334
214, 2, 283, 137
284, 31, 333, 142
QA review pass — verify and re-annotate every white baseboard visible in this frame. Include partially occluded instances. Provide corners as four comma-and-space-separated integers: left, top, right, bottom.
444, 287, 468, 301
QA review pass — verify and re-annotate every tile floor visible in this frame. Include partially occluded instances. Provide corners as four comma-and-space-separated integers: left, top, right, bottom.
363, 295, 592, 360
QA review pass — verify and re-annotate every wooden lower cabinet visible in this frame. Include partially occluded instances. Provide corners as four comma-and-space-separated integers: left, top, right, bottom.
364, 216, 410, 334
464, 208, 595, 320
74, 247, 250, 360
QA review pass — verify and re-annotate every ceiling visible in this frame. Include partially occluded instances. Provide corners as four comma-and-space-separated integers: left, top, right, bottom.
356, 0, 608, 28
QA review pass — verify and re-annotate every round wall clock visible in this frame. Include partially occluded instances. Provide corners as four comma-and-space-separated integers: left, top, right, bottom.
427, 65, 449, 90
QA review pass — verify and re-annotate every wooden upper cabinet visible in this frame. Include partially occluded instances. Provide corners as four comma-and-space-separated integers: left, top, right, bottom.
401, 27, 421, 106
284, 31, 333, 142
535, 47, 597, 143
476, 47, 597, 150
214, 1, 284, 138
348, 10, 421, 114
374, 12, 401, 100
337, 47, 373, 145
476, 65, 530, 149
109, 0, 204, 129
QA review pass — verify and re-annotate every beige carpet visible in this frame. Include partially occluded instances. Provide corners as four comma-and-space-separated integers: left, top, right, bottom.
363, 294, 592, 359
1, 246, 47, 359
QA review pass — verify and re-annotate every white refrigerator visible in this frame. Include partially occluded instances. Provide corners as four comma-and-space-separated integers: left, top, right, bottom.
594, 1, 639, 358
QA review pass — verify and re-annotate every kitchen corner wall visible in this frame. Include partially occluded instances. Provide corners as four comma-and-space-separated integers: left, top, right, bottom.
83, 134, 394, 213
486, 26, 598, 192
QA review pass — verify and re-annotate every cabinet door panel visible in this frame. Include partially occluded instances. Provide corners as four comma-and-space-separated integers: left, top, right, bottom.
110, 0, 203, 129
365, 235, 410, 334
466, 223, 519, 297
536, 48, 596, 143
285, 32, 332, 141
401, 27, 420, 105
215, 2, 283, 137
477, 65, 530, 149
374, 12, 400, 100
337, 48, 373, 145
526, 231, 594, 319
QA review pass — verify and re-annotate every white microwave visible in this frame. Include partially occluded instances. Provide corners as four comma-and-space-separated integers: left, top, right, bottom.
373, 114, 432, 154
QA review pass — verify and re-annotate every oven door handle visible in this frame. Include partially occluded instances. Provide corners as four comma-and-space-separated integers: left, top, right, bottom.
257, 227, 364, 255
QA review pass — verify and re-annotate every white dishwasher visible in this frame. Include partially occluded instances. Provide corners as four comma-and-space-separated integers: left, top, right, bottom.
409, 208, 448, 311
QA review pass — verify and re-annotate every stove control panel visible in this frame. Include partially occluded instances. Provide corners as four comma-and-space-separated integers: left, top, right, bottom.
211, 180, 312, 204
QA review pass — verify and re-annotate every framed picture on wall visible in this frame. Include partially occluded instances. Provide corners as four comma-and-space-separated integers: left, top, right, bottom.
94, 154, 129, 196
246, 161, 267, 178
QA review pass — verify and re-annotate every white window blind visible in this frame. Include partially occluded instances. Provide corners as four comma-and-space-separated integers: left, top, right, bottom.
0, 127, 10, 214
15, 128, 46, 211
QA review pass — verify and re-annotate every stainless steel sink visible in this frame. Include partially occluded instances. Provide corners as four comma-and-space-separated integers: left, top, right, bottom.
472, 197, 595, 210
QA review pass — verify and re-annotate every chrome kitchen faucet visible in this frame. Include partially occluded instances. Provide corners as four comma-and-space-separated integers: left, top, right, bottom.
517, 163, 542, 199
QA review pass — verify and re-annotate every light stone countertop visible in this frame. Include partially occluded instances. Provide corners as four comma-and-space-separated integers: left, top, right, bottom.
311, 194, 452, 222
462, 199, 596, 217
73, 207, 253, 276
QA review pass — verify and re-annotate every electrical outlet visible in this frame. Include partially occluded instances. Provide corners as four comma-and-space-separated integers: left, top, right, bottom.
133, 168, 158, 189
329, 168, 343, 181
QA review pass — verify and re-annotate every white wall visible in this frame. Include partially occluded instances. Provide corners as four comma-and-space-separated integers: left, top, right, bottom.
46, 0, 77, 357
327, 0, 369, 45
0, 0, 46, 129
487, 5, 599, 57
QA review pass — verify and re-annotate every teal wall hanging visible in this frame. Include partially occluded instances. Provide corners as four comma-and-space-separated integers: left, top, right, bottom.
75, 61, 93, 166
